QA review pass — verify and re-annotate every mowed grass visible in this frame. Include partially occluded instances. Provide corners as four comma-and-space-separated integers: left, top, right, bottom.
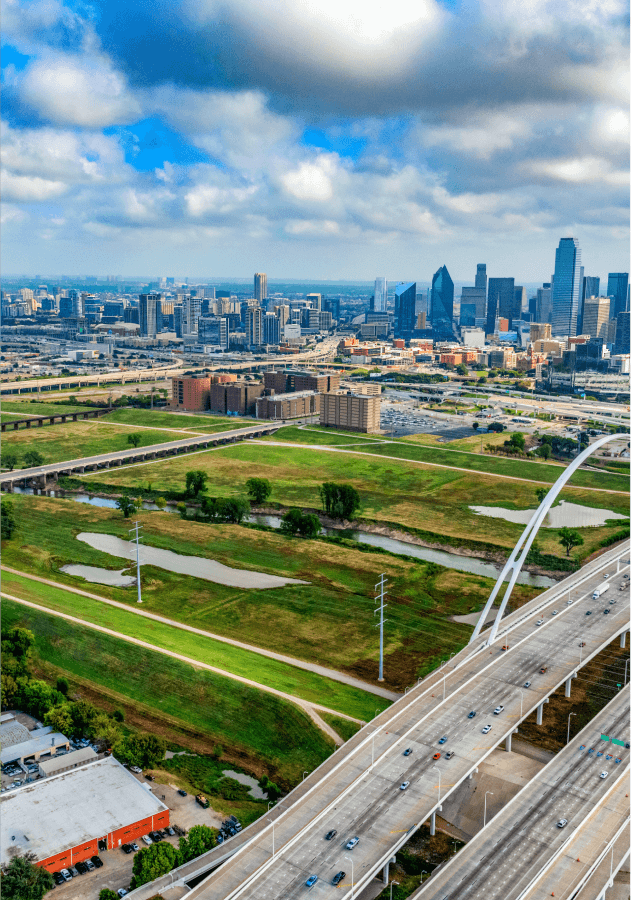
1, 400, 104, 417
3, 495, 513, 689
1, 570, 385, 720
1, 599, 335, 784
105, 408, 249, 432
91, 441, 629, 558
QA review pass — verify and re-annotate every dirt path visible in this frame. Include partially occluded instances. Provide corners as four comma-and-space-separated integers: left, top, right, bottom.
1, 566, 397, 701
2, 593, 361, 744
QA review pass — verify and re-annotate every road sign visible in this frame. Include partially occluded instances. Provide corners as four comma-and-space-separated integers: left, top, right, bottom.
601, 734, 610, 741
612, 738, 625, 747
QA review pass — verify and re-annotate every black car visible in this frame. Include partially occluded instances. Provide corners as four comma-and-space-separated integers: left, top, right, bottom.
177, 789, 187, 796
332, 871, 346, 886
122, 844, 133, 854
604, 609, 610, 615
585, 611, 592, 616
75, 861, 88, 875
145, 774, 154, 781
325, 830, 337, 841
91, 856, 103, 868
468, 711, 476, 718
53, 873, 65, 885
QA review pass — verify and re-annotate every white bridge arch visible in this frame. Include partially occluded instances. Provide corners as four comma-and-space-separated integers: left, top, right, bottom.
470, 431, 629, 646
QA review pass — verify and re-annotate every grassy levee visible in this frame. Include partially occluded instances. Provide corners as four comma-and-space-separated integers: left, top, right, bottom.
1, 570, 385, 720
320, 713, 362, 742
3, 495, 516, 690
104, 409, 251, 431
86, 442, 630, 560
1, 400, 107, 416
1, 598, 335, 786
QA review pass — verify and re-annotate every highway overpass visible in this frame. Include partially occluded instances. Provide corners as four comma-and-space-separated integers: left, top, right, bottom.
127, 541, 630, 900
410, 689, 629, 899
0, 364, 183, 395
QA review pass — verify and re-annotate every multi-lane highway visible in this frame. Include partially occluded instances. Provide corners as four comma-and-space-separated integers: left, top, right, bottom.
411, 689, 629, 899
176, 542, 629, 900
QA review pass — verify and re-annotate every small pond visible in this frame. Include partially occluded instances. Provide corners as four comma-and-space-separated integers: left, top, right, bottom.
222, 769, 267, 799
60, 564, 136, 587
469, 500, 629, 529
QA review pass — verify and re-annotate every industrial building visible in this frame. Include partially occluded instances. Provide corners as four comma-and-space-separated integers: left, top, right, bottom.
1, 726, 70, 767
1, 757, 169, 872
38, 746, 97, 778
320, 392, 381, 433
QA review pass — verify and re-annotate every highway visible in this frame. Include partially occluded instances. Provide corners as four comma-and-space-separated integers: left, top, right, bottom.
0, 363, 183, 394
410, 689, 629, 899
174, 542, 630, 900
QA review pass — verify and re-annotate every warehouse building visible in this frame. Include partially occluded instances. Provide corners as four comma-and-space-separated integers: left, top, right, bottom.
320, 392, 381, 433
1, 727, 70, 767
1, 756, 169, 872
38, 746, 97, 778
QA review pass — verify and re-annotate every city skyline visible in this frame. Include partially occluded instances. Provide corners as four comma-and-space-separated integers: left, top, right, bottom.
2, 0, 628, 279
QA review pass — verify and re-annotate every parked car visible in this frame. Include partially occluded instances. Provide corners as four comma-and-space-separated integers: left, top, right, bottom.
122, 844, 133, 854
129, 766, 142, 774
177, 789, 187, 796
68, 867, 79, 878
604, 609, 610, 615
85, 860, 95, 872
551, 610, 558, 616
535, 619, 544, 626
59, 869, 72, 882
166, 826, 176, 836
91, 856, 103, 868
325, 830, 337, 840
53, 873, 66, 885
117, 890, 128, 898
130, 843, 139, 852
332, 872, 346, 886
142, 835, 153, 845
585, 610, 592, 616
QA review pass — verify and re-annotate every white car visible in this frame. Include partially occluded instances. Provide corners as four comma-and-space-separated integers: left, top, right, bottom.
142, 835, 153, 845
600, 772, 609, 780
556, 819, 568, 828
482, 725, 492, 734
493, 706, 504, 715
551, 610, 558, 616
535, 619, 544, 626
400, 781, 410, 791
566, 599, 573, 605
130, 766, 142, 774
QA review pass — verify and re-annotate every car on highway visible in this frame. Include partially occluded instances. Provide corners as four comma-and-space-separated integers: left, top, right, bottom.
345, 837, 359, 850
400, 781, 410, 790
438, 736, 447, 745
445, 751, 455, 760
482, 725, 492, 734
535, 619, 544, 626
432, 753, 441, 760
600, 772, 609, 779
603, 573, 610, 578
493, 705, 504, 715
468, 711, 477, 718
325, 830, 337, 841
566, 599, 573, 605
523, 681, 532, 688
332, 872, 346, 886
585, 610, 592, 616
403, 748, 413, 756
578, 642, 586, 647
557, 819, 568, 828
305, 875, 318, 887
551, 610, 558, 616
604, 609, 610, 614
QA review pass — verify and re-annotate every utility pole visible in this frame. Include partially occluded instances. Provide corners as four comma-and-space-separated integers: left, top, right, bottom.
374, 574, 388, 682
130, 522, 143, 603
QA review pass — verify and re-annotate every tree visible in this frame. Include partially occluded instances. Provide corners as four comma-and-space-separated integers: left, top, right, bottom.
185, 470, 208, 497
558, 527, 584, 557
472, 422, 479, 431
44, 705, 73, 736
127, 433, 143, 448
535, 488, 548, 505
155, 497, 167, 510
319, 483, 361, 520
455, 363, 468, 376
280, 509, 321, 538
508, 432, 525, 451
23, 450, 44, 468
1, 853, 54, 900
245, 477, 272, 505
538, 443, 551, 459
130, 842, 181, 889
114, 732, 166, 768
116, 495, 139, 518
1, 627, 34, 659
56, 675, 69, 695
1, 450, 18, 471
99, 890, 120, 900
179, 824, 217, 863
487, 422, 505, 433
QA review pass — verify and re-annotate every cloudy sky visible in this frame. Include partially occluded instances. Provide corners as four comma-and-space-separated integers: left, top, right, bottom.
2, 0, 629, 281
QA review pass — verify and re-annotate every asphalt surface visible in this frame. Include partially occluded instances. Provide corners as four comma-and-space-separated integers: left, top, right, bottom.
177, 543, 630, 900
410, 689, 630, 899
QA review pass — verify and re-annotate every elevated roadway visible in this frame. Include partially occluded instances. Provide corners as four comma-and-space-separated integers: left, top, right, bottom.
411, 689, 629, 899
151, 542, 629, 900
0, 364, 183, 395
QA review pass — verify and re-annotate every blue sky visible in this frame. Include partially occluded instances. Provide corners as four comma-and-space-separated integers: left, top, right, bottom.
1, 0, 629, 281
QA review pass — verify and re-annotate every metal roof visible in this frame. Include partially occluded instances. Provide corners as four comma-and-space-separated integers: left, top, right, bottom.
38, 746, 97, 775
1, 729, 65, 765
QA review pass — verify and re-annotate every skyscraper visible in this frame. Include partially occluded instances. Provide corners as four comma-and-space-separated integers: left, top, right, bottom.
461, 286, 486, 320
139, 293, 161, 337
475, 264, 487, 293
394, 282, 416, 336
59, 289, 83, 318
614, 311, 630, 354
582, 296, 610, 340
254, 273, 268, 304
263, 312, 281, 345
245, 306, 262, 346
306, 293, 322, 311
551, 237, 582, 336
514, 286, 527, 321
430, 265, 454, 337
583, 276, 600, 300
198, 316, 229, 349
536, 284, 552, 323
373, 277, 387, 312
182, 295, 201, 335
486, 278, 515, 334
607, 273, 629, 319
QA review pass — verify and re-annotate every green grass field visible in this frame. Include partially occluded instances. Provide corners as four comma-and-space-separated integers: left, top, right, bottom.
104, 408, 247, 432
1, 400, 104, 416
2, 495, 518, 690
2, 598, 335, 786
86, 440, 629, 559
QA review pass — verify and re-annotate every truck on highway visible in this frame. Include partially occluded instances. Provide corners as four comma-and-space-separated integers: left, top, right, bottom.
592, 582, 610, 599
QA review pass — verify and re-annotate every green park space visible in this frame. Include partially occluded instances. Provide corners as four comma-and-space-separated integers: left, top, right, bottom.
83, 441, 629, 559
1, 399, 105, 417
104, 408, 241, 431
2, 495, 525, 691
1, 598, 335, 786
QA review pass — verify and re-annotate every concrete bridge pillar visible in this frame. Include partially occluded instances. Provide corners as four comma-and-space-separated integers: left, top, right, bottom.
382, 857, 396, 884
565, 674, 577, 698
505, 732, 513, 753
536, 698, 549, 725
621, 632, 627, 649
468, 767, 478, 780
25, 419, 31, 429
430, 812, 436, 836
38, 419, 44, 427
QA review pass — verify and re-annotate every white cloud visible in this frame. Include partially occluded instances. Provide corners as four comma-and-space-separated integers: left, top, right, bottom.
1, 170, 68, 201
525, 156, 629, 186
422, 116, 531, 159
280, 157, 338, 202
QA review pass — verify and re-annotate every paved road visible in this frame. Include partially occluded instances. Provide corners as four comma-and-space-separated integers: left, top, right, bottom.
410, 690, 630, 899
175, 543, 630, 900
1, 594, 360, 744
0, 364, 183, 394
1, 566, 398, 702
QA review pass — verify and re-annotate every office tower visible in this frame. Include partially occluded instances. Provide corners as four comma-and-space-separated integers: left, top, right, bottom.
306, 293, 322, 311
181, 295, 201, 335
373, 277, 387, 313
514, 286, 527, 320
551, 237, 582, 336
124, 306, 140, 325
607, 273, 629, 319
319, 310, 333, 330
394, 282, 416, 336
461, 286, 486, 320
536, 284, 552, 323
529, 323, 552, 343
59, 289, 83, 318
475, 264, 487, 293
583, 276, 600, 301
263, 312, 281, 345
486, 278, 515, 334
245, 306, 262, 346
173, 305, 183, 337
430, 265, 455, 337
528, 296, 537, 320
254, 273, 268, 304
614, 311, 630, 354
323, 297, 341, 321
459, 304, 476, 327
139, 293, 161, 337
198, 316, 229, 349
582, 296, 610, 339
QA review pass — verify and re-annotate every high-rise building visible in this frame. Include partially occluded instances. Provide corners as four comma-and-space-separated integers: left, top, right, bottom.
323, 297, 340, 321
536, 284, 552, 324
475, 264, 487, 293
583, 276, 600, 301
430, 266, 455, 337
198, 316, 229, 349
306, 293, 322, 311
181, 295, 201, 335
514, 286, 527, 320
582, 296, 611, 340
614, 311, 630, 355
486, 278, 515, 334
263, 312, 281, 345
254, 273, 268, 304
461, 287, 486, 320
607, 273, 629, 320
139, 293, 161, 337
394, 282, 416, 336
59, 290, 84, 318
373, 278, 387, 313
551, 237, 582, 336
245, 306, 262, 346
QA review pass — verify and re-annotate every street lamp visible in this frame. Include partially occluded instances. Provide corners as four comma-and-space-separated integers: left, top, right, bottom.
484, 791, 494, 827
344, 855, 354, 899
567, 712, 576, 745
390, 881, 399, 899
267, 800, 275, 811
302, 771, 309, 781
432, 765, 441, 802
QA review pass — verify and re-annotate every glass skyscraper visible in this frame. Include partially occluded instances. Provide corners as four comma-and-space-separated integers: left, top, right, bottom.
373, 277, 388, 312
430, 265, 454, 338
394, 282, 416, 336
607, 273, 629, 320
551, 237, 582, 336
486, 278, 514, 334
